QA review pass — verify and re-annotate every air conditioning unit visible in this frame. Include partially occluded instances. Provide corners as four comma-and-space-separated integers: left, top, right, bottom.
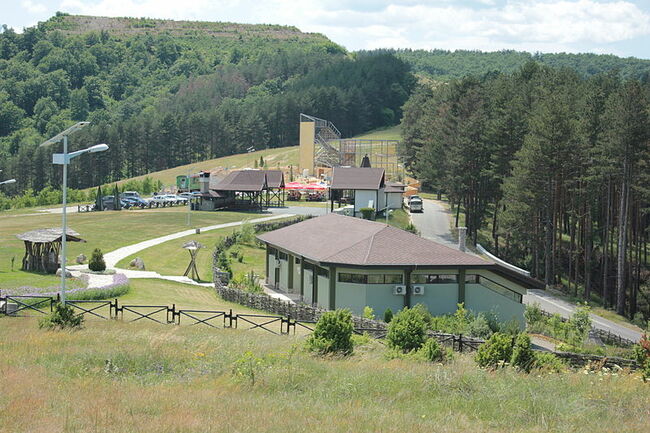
412, 285, 425, 296
393, 285, 406, 295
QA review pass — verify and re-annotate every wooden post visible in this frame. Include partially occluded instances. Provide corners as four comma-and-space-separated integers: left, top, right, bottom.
329, 266, 336, 310
458, 269, 466, 305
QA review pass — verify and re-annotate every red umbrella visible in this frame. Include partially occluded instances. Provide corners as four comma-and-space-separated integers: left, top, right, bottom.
285, 181, 308, 190
303, 183, 327, 191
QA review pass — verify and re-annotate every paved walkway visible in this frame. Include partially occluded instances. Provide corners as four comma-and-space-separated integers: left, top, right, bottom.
69, 214, 293, 287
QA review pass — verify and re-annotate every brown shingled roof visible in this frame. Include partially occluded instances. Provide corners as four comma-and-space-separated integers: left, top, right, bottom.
330, 167, 385, 190
212, 170, 267, 192
384, 181, 406, 193
264, 170, 285, 188
257, 214, 490, 267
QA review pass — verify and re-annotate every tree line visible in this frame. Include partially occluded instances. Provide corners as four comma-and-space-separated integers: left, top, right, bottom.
402, 62, 649, 320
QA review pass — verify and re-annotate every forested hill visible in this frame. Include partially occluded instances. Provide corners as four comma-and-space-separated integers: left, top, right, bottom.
0, 14, 413, 193
376, 48, 650, 80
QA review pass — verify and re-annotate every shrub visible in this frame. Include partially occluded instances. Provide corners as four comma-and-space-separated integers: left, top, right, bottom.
306, 309, 354, 355
359, 207, 375, 220
404, 222, 420, 235
524, 303, 544, 328
568, 304, 592, 343
634, 334, 650, 382
239, 220, 255, 244
39, 302, 84, 330
418, 338, 445, 362
475, 332, 514, 369
533, 352, 567, 373
383, 308, 393, 323
88, 248, 106, 272
510, 334, 535, 373
216, 250, 232, 277
362, 306, 375, 320
386, 307, 428, 353
467, 313, 493, 339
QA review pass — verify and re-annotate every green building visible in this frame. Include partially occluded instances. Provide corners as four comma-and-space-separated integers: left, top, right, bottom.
257, 214, 542, 326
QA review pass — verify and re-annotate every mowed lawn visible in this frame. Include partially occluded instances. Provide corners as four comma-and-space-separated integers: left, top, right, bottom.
1, 314, 649, 433
0, 207, 254, 289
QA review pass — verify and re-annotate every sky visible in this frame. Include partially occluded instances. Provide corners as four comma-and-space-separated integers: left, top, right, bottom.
3, 0, 650, 58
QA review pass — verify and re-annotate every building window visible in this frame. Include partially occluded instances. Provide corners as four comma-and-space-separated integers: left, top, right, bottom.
278, 251, 288, 261
295, 257, 301, 265
268, 247, 277, 256
338, 273, 367, 284
315, 267, 329, 278
465, 274, 522, 303
413, 274, 458, 284
303, 262, 315, 272
339, 273, 403, 284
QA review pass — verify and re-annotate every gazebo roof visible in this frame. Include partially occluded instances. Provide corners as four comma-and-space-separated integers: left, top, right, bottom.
182, 240, 204, 250
16, 228, 85, 243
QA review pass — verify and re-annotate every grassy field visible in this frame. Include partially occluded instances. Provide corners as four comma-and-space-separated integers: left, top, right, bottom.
0, 314, 648, 433
353, 124, 402, 140
0, 207, 254, 289
109, 146, 299, 188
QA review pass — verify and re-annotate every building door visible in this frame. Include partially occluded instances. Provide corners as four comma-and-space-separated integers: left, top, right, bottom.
274, 267, 280, 290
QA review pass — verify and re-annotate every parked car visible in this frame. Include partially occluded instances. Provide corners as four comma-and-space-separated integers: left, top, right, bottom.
121, 191, 146, 201
101, 195, 131, 210
178, 192, 200, 200
121, 196, 149, 207
151, 194, 183, 205
407, 195, 423, 213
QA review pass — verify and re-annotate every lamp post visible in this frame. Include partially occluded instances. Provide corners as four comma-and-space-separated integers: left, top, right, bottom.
40, 122, 109, 304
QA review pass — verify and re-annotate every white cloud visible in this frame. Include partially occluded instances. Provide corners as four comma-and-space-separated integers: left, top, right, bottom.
22, 0, 47, 14
52, 0, 650, 54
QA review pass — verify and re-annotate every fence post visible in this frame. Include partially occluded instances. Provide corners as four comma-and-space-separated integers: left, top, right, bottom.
458, 334, 463, 353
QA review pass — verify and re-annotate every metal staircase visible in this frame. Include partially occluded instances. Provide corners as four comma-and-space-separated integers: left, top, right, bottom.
301, 114, 342, 168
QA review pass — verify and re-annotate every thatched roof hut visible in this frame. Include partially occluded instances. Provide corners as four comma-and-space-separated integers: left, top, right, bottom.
16, 228, 85, 273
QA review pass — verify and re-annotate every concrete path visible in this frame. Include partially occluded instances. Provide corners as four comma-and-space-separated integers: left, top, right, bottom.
69, 214, 293, 287
409, 199, 456, 247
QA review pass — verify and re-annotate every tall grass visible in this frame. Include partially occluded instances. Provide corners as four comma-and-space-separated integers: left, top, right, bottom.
0, 318, 648, 433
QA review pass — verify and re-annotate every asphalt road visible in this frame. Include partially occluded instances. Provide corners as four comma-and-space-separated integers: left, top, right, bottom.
409, 199, 457, 247
411, 199, 643, 343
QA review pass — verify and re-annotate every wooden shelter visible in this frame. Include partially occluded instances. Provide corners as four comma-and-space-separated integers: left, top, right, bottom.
16, 228, 86, 273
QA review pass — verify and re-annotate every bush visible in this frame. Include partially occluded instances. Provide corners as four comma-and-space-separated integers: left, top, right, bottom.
417, 338, 445, 362
386, 307, 428, 353
383, 308, 393, 323
533, 352, 567, 373
634, 334, 650, 382
475, 332, 514, 369
306, 309, 354, 355
467, 313, 493, 339
524, 303, 544, 329
362, 306, 375, 320
404, 222, 420, 235
359, 207, 375, 220
39, 302, 84, 330
510, 334, 535, 373
88, 248, 106, 272
239, 220, 255, 244
568, 304, 592, 342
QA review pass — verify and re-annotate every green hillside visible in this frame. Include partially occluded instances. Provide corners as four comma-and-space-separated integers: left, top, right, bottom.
0, 14, 413, 197
376, 48, 650, 80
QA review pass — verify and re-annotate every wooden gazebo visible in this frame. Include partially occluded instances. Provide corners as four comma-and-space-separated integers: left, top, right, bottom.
16, 228, 86, 273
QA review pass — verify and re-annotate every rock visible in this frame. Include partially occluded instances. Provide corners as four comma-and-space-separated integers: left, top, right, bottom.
129, 257, 145, 270
56, 268, 73, 278
75, 254, 87, 264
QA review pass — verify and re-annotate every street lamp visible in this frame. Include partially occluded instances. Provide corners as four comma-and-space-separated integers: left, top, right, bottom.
40, 122, 108, 304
